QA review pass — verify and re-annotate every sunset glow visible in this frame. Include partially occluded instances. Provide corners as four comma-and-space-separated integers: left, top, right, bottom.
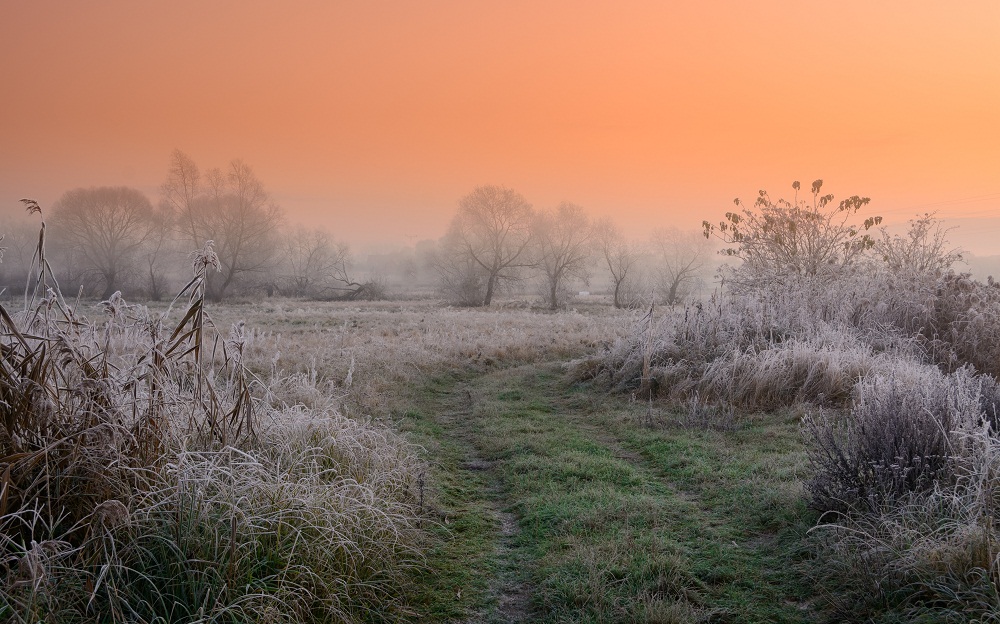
2, 1, 999, 252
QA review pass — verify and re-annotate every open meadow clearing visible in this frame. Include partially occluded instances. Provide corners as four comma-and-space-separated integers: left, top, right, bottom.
6, 192, 1000, 623
164, 297, 821, 623
198, 286, 1000, 624
6, 3, 1000, 620
9, 265, 1000, 623
1, 287, 824, 622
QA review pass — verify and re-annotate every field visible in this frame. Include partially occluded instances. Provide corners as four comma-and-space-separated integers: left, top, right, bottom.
193, 297, 820, 622
7, 271, 1000, 623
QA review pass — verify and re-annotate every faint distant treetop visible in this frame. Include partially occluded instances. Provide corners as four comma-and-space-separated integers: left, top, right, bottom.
51, 186, 157, 299
702, 179, 882, 286
162, 150, 282, 301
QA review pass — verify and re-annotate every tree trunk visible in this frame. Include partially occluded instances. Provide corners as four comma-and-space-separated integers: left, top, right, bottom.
148, 264, 162, 301
667, 279, 680, 305
207, 271, 230, 302
100, 272, 117, 299
549, 280, 559, 310
613, 280, 622, 308
483, 273, 497, 306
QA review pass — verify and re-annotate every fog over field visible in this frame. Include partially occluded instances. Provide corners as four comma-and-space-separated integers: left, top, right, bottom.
3, 2, 1000, 623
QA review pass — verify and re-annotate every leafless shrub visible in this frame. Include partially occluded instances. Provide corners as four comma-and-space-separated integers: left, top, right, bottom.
921, 273, 1000, 379
810, 422, 1000, 622
805, 365, 989, 515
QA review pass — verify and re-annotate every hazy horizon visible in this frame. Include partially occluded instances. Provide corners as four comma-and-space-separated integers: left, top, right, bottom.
3, 1, 999, 253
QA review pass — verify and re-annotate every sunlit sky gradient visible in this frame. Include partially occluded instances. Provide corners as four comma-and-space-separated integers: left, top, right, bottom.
2, 1, 999, 253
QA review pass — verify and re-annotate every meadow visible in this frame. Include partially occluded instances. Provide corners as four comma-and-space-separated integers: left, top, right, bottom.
153, 295, 821, 623
5, 216, 1000, 623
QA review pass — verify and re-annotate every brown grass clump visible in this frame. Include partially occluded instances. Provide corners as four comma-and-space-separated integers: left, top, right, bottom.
810, 421, 1000, 622
805, 365, 998, 514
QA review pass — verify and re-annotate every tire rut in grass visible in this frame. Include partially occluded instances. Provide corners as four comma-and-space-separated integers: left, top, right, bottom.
444, 382, 534, 624
497, 364, 818, 623
466, 365, 717, 621
419, 363, 815, 622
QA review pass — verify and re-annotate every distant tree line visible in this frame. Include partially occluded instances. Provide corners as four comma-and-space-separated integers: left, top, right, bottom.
431, 180, 962, 309
10, 172, 961, 313
1, 167, 721, 307
1, 150, 382, 302
432, 184, 716, 309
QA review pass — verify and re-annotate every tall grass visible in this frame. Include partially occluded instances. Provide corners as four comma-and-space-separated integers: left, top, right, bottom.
0, 208, 423, 622
580, 277, 922, 411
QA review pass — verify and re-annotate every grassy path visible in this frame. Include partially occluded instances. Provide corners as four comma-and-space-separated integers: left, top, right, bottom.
398, 362, 821, 623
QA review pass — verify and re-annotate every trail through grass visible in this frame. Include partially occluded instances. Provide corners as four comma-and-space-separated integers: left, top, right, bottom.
399, 362, 821, 623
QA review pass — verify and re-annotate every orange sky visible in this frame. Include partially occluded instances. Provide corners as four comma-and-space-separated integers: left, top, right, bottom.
2, 1, 999, 253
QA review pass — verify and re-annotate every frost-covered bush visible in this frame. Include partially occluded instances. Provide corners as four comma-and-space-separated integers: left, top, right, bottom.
805, 365, 1000, 514
583, 275, 922, 409
811, 415, 1000, 623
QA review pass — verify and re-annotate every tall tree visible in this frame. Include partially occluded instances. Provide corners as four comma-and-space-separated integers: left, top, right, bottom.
140, 203, 177, 301
161, 149, 201, 240
535, 202, 592, 309
163, 154, 283, 300
594, 217, 640, 308
0, 218, 41, 294
650, 227, 712, 305
440, 185, 535, 306
51, 186, 156, 298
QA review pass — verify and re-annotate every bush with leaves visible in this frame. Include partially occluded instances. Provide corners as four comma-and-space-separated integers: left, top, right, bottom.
703, 179, 882, 288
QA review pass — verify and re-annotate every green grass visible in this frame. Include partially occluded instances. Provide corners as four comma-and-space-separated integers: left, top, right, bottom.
397, 363, 820, 623
394, 372, 508, 622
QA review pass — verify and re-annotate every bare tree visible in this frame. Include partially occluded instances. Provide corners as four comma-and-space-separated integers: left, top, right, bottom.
50, 186, 156, 298
650, 227, 712, 305
140, 204, 177, 301
164, 154, 283, 300
439, 185, 535, 306
594, 217, 641, 308
432, 243, 489, 306
161, 149, 201, 237
535, 202, 592, 309
0, 218, 40, 295
279, 225, 354, 298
